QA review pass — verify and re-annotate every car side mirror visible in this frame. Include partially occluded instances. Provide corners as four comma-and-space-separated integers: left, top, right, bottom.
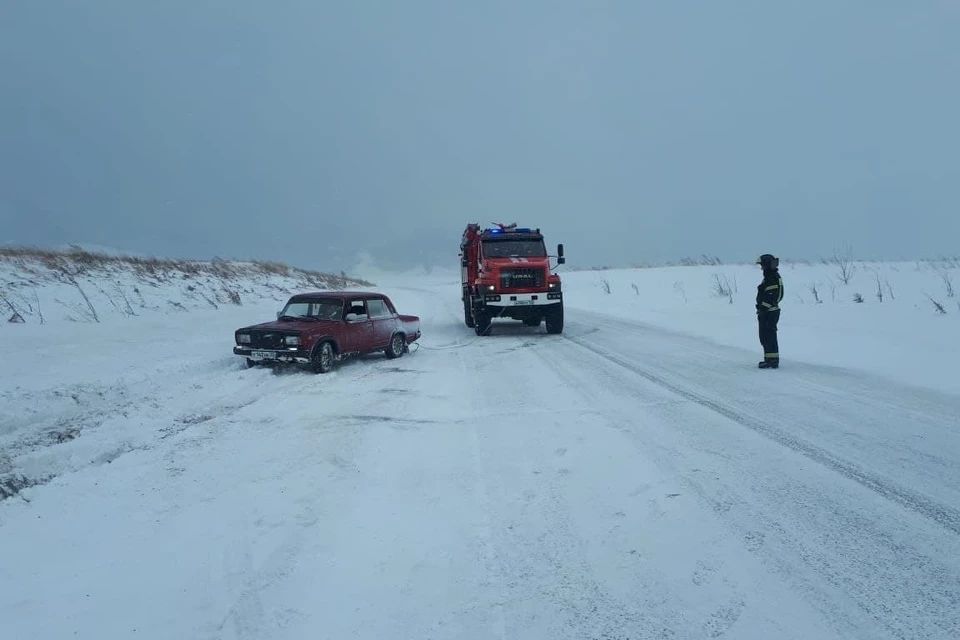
557, 243, 565, 264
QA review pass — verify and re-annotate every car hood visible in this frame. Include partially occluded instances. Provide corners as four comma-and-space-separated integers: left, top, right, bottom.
483, 257, 551, 267
237, 319, 339, 332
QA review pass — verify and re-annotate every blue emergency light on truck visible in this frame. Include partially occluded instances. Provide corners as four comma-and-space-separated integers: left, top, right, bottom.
486, 227, 533, 234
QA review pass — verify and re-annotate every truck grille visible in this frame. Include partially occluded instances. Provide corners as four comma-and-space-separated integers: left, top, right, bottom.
499, 267, 545, 290
250, 331, 288, 349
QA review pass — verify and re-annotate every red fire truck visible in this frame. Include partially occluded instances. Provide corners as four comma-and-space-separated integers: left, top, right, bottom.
459, 223, 565, 335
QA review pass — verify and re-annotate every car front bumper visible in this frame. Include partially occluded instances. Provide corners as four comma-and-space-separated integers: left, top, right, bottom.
481, 291, 562, 307
234, 346, 311, 364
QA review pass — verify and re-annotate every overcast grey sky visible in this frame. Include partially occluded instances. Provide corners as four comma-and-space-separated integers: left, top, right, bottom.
2, 1, 958, 272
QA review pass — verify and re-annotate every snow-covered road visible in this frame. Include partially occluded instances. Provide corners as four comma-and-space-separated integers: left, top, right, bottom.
2, 279, 958, 640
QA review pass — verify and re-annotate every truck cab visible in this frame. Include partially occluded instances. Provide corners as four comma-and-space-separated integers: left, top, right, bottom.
460, 223, 565, 335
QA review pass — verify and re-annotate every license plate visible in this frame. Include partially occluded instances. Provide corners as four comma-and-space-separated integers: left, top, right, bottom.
250, 350, 276, 360
513, 300, 534, 306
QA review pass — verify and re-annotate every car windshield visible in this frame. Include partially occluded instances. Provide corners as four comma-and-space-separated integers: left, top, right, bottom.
481, 239, 547, 258
279, 298, 343, 321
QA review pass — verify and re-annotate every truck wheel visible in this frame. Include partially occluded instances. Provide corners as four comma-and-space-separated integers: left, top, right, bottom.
386, 333, 405, 359
545, 306, 564, 334
464, 298, 475, 327
311, 341, 335, 373
474, 313, 491, 336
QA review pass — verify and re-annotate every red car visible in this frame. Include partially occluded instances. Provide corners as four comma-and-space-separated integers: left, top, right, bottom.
233, 291, 421, 373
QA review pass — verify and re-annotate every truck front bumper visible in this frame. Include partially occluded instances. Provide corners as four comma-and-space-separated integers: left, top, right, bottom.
233, 346, 311, 364
480, 292, 562, 307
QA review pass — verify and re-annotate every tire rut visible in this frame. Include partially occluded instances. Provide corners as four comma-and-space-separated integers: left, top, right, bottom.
0, 356, 398, 503
565, 334, 960, 537
543, 331, 960, 639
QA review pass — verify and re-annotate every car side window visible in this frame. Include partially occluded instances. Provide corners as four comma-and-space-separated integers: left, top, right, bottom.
346, 301, 367, 319
366, 298, 389, 318
323, 300, 343, 320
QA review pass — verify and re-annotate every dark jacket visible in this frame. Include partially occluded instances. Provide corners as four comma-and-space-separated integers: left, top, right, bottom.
756, 269, 783, 314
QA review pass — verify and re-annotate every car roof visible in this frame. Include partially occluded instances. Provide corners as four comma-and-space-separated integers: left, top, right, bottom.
288, 290, 385, 301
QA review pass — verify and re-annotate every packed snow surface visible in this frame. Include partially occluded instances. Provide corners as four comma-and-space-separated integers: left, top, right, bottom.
2, 258, 959, 639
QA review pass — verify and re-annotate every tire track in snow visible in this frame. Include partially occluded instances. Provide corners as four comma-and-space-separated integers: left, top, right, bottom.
533, 343, 797, 638
0, 350, 412, 502
462, 338, 706, 639
208, 348, 450, 639
213, 501, 320, 640
565, 334, 960, 538
538, 331, 958, 639
461, 349, 508, 640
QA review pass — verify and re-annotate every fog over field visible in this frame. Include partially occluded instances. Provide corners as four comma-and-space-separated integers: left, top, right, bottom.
2, 1, 959, 272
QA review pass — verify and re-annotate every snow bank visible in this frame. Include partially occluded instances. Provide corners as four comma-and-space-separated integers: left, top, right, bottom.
0, 247, 372, 326
0, 248, 394, 502
559, 258, 960, 394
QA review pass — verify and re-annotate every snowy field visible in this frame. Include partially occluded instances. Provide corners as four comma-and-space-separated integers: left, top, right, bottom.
2, 252, 959, 639
558, 258, 960, 395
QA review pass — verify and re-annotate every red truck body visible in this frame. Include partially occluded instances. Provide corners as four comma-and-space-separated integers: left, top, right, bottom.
459, 223, 565, 335
233, 291, 421, 373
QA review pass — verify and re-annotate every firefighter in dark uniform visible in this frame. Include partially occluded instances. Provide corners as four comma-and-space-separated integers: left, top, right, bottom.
755, 254, 783, 368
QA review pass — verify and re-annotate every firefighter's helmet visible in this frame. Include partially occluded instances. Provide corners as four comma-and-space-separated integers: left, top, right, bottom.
756, 254, 779, 269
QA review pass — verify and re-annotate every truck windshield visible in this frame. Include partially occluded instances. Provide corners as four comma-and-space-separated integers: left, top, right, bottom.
279, 299, 344, 321
481, 240, 547, 258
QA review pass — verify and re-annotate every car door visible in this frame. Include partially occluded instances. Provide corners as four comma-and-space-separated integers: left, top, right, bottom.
365, 298, 393, 348
343, 300, 374, 352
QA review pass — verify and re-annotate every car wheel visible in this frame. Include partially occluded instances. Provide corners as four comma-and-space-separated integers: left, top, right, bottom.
245, 358, 257, 368
312, 341, 335, 373
386, 333, 405, 359
545, 306, 564, 334
474, 313, 491, 336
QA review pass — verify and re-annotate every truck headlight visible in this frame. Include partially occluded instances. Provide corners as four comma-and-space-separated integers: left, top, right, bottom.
486, 285, 495, 291
237, 334, 251, 344
285, 336, 300, 346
